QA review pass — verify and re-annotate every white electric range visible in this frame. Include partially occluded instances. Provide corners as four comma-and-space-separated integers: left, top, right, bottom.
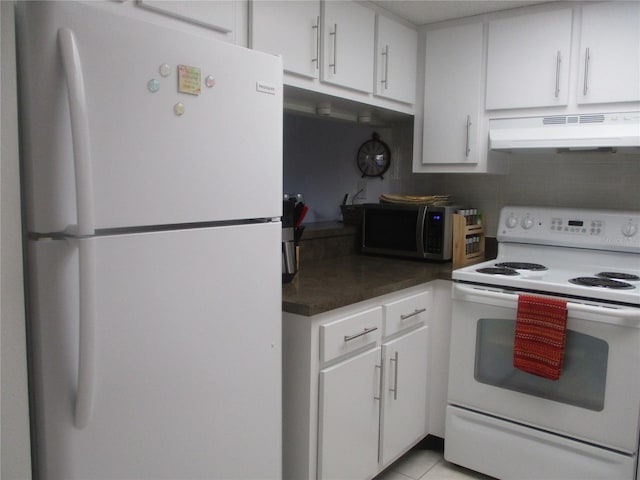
447, 206, 640, 480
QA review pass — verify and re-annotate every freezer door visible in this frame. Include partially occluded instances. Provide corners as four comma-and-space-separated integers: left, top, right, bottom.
27, 223, 282, 479
17, 1, 282, 234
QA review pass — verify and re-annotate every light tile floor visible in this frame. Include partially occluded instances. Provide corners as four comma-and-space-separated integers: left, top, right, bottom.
374, 447, 497, 480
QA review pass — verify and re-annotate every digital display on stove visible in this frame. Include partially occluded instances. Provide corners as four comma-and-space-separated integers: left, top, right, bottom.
568, 220, 584, 227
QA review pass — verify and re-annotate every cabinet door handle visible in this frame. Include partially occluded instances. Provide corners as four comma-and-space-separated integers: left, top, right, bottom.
389, 352, 399, 400
343, 326, 378, 342
583, 47, 590, 96
374, 364, 382, 401
329, 23, 338, 74
311, 16, 320, 69
465, 115, 472, 157
400, 308, 426, 320
554, 51, 561, 98
381, 45, 389, 89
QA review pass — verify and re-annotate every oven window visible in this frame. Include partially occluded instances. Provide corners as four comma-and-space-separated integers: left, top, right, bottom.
474, 319, 608, 411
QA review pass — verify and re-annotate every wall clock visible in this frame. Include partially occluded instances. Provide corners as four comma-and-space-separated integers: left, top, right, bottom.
356, 132, 391, 179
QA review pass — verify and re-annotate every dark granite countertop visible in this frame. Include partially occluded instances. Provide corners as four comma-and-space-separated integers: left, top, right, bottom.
282, 254, 453, 316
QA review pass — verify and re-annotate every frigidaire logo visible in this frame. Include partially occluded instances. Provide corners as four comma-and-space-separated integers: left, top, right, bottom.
256, 82, 276, 95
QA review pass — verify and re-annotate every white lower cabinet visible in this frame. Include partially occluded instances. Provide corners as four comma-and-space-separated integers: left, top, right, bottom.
380, 326, 429, 466
318, 347, 382, 480
283, 284, 432, 480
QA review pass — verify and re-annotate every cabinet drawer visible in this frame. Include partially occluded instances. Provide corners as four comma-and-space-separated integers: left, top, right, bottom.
383, 291, 430, 337
320, 307, 383, 363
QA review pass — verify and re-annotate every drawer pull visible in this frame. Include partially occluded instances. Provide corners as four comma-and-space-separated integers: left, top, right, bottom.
344, 326, 378, 342
400, 308, 426, 320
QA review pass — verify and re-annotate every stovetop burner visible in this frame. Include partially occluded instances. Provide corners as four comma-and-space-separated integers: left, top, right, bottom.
453, 206, 640, 305
476, 267, 519, 276
596, 272, 640, 282
568, 277, 636, 289
495, 262, 548, 271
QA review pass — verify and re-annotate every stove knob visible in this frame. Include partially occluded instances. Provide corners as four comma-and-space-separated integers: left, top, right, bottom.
521, 215, 535, 230
505, 214, 518, 229
622, 222, 638, 237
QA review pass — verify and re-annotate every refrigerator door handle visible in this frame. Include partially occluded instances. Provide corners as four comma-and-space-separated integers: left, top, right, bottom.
58, 28, 96, 236
74, 238, 98, 429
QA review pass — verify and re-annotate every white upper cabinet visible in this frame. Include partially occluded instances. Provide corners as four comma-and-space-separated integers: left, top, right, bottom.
486, 9, 572, 110
374, 15, 417, 104
321, 1, 375, 93
137, 0, 236, 33
250, 1, 320, 79
422, 23, 483, 165
249, 1, 415, 113
577, 1, 640, 105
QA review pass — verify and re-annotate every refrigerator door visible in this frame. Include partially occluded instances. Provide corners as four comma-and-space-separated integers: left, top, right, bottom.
17, 1, 282, 234
27, 223, 282, 479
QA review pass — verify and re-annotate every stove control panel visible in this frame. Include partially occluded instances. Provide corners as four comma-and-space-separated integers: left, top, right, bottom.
498, 206, 640, 252
549, 217, 604, 235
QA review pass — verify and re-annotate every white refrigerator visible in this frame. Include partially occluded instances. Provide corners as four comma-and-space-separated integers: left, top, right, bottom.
16, 2, 283, 479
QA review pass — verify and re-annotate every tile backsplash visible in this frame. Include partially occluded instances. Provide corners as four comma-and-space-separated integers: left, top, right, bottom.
424, 153, 640, 236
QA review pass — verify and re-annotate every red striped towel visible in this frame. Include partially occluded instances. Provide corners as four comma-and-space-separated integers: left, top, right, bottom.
513, 294, 568, 380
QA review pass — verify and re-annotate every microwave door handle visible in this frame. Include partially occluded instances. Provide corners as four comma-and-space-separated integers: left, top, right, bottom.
417, 207, 427, 257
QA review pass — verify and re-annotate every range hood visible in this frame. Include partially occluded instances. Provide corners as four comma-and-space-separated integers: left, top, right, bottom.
489, 112, 640, 152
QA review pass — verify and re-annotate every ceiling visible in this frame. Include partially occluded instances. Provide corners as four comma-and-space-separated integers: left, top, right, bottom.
371, 0, 554, 25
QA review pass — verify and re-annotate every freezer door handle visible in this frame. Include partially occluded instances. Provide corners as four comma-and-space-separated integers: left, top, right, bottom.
58, 28, 95, 236
73, 239, 98, 429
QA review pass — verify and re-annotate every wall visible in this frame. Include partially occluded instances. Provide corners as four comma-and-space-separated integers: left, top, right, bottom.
283, 112, 421, 223
1, 1, 33, 478
284, 113, 640, 236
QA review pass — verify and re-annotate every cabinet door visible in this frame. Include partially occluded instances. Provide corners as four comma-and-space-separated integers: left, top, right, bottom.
318, 347, 381, 480
380, 326, 429, 467
375, 15, 417, 104
251, 1, 320, 79
577, 2, 640, 105
423, 23, 483, 165
486, 9, 572, 110
321, 1, 375, 93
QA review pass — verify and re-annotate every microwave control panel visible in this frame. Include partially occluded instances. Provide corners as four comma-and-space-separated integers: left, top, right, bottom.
425, 211, 444, 254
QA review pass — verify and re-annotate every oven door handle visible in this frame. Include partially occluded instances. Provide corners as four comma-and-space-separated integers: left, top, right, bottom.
453, 283, 640, 328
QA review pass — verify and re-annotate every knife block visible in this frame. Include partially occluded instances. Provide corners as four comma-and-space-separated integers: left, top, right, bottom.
453, 213, 485, 268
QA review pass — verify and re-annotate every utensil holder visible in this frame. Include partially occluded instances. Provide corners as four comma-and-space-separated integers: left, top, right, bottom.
340, 204, 364, 226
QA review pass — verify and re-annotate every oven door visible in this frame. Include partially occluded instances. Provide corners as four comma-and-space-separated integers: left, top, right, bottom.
449, 282, 640, 454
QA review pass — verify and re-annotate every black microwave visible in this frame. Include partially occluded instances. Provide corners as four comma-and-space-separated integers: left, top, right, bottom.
361, 203, 459, 261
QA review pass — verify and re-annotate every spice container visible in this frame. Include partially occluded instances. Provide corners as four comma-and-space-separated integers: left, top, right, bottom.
453, 210, 485, 268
